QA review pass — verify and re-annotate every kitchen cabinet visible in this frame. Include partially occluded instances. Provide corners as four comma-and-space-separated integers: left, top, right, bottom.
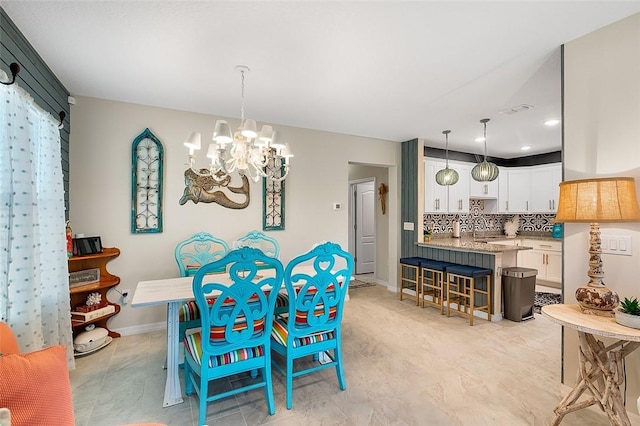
518, 239, 562, 284
424, 159, 448, 213
470, 176, 498, 199
530, 164, 562, 213
447, 163, 470, 213
424, 159, 469, 213
506, 168, 531, 213
497, 166, 509, 213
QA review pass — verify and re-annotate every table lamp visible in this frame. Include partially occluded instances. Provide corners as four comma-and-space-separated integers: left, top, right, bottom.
554, 177, 640, 317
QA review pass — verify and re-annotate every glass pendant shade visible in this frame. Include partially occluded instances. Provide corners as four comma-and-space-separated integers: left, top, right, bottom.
471, 160, 499, 182
435, 167, 459, 185
472, 118, 499, 182
435, 129, 459, 186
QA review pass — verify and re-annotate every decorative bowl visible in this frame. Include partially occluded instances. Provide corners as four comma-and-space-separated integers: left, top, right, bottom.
614, 309, 640, 329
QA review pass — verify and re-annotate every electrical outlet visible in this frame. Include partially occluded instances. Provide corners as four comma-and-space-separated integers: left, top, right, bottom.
121, 289, 131, 305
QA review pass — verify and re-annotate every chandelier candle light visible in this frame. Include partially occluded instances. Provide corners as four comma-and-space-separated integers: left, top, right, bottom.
435, 130, 459, 186
471, 118, 499, 182
184, 65, 293, 183
554, 177, 640, 317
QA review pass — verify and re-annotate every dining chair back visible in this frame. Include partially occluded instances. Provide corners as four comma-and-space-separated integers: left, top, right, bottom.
270, 241, 354, 409
174, 232, 230, 277
234, 230, 280, 260
174, 232, 231, 350
183, 247, 284, 426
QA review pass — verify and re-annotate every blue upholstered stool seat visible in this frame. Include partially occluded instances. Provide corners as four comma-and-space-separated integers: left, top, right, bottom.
399, 257, 426, 267
421, 259, 454, 272
399, 257, 429, 305
420, 260, 456, 313
445, 265, 492, 278
446, 265, 493, 326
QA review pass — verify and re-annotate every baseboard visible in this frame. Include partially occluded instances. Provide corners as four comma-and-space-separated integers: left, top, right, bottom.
113, 321, 165, 336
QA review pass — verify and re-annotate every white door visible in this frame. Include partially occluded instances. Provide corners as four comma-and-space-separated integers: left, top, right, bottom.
355, 181, 375, 274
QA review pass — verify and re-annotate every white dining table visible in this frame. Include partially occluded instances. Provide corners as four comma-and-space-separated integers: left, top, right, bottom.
131, 265, 350, 408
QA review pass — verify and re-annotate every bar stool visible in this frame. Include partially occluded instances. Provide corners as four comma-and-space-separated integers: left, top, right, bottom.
399, 257, 427, 305
420, 260, 455, 314
446, 265, 493, 326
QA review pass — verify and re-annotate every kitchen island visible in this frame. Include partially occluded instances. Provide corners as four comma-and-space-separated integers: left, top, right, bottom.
415, 237, 533, 322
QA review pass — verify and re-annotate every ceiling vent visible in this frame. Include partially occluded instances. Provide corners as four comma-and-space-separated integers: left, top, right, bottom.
499, 104, 534, 115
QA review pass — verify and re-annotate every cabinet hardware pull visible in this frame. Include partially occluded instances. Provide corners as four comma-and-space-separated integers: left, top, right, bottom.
483, 184, 488, 195
540, 244, 552, 248
549, 200, 552, 210
506, 201, 508, 211
526, 201, 529, 211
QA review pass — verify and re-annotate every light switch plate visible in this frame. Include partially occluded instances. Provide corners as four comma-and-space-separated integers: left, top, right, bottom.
601, 234, 632, 256
403, 222, 414, 231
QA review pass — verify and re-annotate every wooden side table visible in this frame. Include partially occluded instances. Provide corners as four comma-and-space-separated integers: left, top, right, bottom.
542, 304, 640, 426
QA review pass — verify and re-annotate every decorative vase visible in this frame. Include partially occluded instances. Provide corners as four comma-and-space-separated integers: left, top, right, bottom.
614, 309, 640, 329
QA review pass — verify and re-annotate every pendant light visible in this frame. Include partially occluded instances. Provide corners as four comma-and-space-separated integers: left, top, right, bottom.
471, 118, 499, 182
435, 130, 459, 186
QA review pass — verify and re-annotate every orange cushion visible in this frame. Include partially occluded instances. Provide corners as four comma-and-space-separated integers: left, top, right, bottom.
0, 345, 75, 426
0, 322, 19, 355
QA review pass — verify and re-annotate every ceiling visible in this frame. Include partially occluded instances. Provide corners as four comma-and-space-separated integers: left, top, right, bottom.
2, 1, 640, 158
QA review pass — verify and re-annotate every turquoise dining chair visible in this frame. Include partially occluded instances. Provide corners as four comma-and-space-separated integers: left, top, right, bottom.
174, 232, 230, 343
270, 241, 354, 409
183, 247, 284, 426
234, 230, 280, 264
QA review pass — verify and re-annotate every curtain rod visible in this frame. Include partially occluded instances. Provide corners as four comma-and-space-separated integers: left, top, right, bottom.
2, 62, 66, 129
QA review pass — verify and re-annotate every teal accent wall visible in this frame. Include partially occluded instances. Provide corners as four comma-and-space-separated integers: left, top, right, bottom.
401, 139, 419, 258
1, 7, 71, 217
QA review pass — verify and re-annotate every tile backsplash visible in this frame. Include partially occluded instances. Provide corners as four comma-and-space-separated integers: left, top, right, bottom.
424, 200, 555, 235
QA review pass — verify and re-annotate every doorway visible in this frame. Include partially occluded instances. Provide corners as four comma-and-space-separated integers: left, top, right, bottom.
349, 179, 376, 275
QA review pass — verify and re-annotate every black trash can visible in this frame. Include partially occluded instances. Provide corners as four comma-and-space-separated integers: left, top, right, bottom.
502, 267, 538, 322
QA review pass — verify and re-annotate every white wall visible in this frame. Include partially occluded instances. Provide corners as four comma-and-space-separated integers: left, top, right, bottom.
564, 13, 640, 411
348, 164, 391, 284
69, 97, 400, 333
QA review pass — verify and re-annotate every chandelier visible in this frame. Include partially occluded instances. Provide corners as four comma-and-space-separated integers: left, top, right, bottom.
471, 118, 499, 182
184, 65, 293, 183
435, 130, 459, 186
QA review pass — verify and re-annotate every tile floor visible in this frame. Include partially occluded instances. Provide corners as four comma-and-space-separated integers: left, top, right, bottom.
70, 284, 613, 426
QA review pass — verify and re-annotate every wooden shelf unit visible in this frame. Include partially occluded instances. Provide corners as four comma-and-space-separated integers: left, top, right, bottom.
68, 247, 121, 338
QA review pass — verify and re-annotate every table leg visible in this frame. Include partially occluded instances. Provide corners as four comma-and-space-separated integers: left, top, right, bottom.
550, 332, 640, 425
163, 301, 184, 407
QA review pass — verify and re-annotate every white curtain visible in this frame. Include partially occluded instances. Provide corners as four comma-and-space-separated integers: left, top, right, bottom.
0, 83, 74, 367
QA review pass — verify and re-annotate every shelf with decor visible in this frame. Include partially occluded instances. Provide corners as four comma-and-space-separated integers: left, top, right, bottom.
68, 247, 121, 338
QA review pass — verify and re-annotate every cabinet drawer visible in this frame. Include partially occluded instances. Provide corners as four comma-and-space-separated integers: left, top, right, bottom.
520, 239, 561, 252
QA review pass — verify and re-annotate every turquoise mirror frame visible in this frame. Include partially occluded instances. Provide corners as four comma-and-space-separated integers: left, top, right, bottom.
131, 128, 164, 234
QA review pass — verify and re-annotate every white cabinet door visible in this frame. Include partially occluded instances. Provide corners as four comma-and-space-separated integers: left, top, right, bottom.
530, 164, 562, 213
497, 167, 509, 213
546, 251, 562, 283
507, 168, 531, 213
551, 165, 562, 212
424, 159, 447, 213
470, 177, 498, 199
447, 163, 470, 213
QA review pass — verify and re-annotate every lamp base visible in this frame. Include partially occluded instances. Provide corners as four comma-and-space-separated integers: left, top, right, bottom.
575, 285, 619, 317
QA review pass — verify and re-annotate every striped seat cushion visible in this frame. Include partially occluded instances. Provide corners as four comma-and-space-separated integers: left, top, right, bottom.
183, 331, 265, 367
271, 317, 335, 348
180, 290, 289, 322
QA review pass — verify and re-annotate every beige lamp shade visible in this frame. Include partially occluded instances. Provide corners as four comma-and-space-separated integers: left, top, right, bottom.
554, 177, 640, 223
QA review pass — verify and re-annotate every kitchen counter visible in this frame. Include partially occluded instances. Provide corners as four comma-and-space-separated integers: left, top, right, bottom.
416, 237, 533, 254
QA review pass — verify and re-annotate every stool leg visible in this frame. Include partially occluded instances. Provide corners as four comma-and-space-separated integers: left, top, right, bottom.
487, 275, 492, 322
415, 267, 421, 306
446, 279, 451, 317
469, 278, 475, 326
